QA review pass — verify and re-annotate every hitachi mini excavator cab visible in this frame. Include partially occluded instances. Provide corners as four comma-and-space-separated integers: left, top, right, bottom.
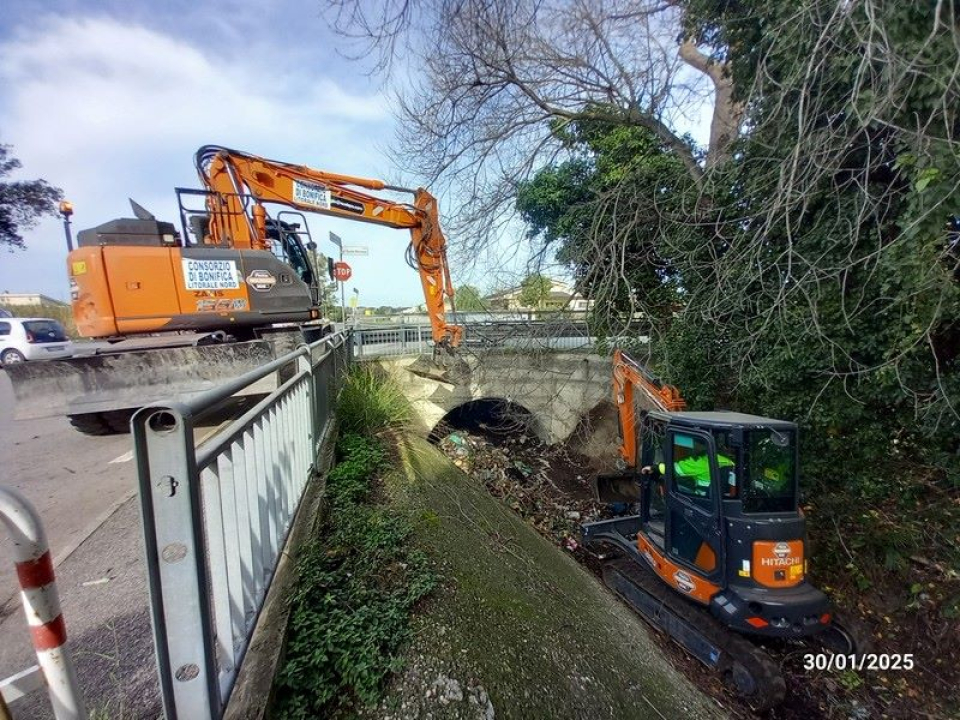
583, 351, 852, 709
602, 410, 833, 638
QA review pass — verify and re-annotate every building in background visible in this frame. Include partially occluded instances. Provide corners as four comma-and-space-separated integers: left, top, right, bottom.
485, 279, 591, 312
0, 293, 68, 307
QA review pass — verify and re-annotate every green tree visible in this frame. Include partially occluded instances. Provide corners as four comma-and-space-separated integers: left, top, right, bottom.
516, 119, 693, 335
518, 273, 551, 309
306, 250, 343, 321
454, 284, 486, 311
0, 145, 63, 250
513, 3, 960, 582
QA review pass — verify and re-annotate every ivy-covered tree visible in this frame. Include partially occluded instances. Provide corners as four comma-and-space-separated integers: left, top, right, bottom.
509, 2, 960, 589
516, 119, 695, 336
0, 144, 63, 250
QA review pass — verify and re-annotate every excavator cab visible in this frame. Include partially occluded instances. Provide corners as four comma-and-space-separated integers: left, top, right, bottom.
265, 215, 319, 305
591, 409, 832, 639
583, 351, 852, 709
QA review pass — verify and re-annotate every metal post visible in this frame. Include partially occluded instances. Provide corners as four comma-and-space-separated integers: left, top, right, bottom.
134, 406, 219, 720
59, 201, 74, 253
0, 487, 86, 720
297, 348, 317, 459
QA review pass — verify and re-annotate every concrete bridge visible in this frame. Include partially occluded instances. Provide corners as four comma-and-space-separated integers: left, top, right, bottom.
375, 353, 612, 444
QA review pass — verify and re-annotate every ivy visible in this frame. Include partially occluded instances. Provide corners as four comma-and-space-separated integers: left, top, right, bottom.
273, 434, 437, 719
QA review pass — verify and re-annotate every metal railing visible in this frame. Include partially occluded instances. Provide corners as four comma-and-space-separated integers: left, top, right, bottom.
0, 487, 86, 720
352, 325, 430, 358
133, 331, 351, 720
351, 321, 595, 359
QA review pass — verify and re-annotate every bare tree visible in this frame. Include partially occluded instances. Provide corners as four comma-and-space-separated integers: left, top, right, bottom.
324, 0, 739, 233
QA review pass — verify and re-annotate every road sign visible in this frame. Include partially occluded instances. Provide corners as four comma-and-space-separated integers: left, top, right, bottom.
332, 261, 352, 282
342, 245, 369, 256
329, 231, 342, 248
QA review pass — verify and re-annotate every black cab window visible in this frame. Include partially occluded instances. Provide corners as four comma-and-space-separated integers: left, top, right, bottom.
743, 429, 796, 513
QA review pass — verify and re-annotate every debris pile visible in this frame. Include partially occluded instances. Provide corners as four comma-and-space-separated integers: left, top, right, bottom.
437, 430, 603, 552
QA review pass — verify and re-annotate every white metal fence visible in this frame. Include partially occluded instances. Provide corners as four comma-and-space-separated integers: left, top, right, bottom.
133, 331, 351, 720
133, 320, 595, 719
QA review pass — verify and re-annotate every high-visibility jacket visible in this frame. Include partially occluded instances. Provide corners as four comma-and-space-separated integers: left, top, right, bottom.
658, 454, 734, 492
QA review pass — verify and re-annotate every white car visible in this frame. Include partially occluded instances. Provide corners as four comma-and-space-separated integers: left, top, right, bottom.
0, 317, 74, 365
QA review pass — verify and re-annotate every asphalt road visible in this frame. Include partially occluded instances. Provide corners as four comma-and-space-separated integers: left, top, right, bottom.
0, 370, 234, 718
0, 371, 136, 607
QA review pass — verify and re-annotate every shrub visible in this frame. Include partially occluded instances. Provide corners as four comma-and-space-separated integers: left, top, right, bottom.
337, 364, 413, 436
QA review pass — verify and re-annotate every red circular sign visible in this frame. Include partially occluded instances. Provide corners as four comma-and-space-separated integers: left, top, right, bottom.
332, 261, 352, 282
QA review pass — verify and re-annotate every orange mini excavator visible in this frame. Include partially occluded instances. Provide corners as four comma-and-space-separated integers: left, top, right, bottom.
6, 146, 464, 433
582, 350, 854, 710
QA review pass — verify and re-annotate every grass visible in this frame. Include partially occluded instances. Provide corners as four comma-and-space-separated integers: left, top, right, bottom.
272, 367, 434, 719
336, 364, 414, 437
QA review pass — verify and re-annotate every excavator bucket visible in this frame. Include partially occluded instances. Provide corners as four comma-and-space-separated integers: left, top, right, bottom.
406, 344, 471, 385
594, 472, 643, 504
406, 354, 471, 385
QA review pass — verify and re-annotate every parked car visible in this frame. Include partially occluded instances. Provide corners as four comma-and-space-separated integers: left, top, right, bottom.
0, 318, 74, 365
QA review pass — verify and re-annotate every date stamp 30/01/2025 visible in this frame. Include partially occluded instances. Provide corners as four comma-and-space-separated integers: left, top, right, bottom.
804, 654, 914, 672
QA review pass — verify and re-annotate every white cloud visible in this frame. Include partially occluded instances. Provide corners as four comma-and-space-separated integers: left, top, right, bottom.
0, 14, 425, 307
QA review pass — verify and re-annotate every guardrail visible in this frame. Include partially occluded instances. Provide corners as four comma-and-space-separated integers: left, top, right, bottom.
0, 487, 86, 720
133, 331, 351, 720
352, 321, 594, 359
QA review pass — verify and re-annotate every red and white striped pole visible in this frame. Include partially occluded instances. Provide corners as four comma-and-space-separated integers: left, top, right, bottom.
0, 486, 86, 720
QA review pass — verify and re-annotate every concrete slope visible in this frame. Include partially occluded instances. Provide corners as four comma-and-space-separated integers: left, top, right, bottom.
370, 437, 725, 720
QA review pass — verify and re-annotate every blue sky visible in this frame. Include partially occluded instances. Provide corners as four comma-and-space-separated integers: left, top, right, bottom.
0, 1, 711, 307
0, 0, 444, 306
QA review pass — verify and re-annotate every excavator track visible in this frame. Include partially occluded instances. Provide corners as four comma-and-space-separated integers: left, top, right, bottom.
602, 558, 786, 711
68, 410, 136, 436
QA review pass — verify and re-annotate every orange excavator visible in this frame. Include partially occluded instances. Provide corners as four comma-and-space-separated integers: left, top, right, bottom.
6, 146, 465, 433
582, 350, 854, 709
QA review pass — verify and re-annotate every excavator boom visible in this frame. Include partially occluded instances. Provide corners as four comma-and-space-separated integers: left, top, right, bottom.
195, 146, 462, 350
611, 348, 685, 466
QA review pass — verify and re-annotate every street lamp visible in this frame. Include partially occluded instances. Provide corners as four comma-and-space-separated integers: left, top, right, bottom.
59, 200, 74, 253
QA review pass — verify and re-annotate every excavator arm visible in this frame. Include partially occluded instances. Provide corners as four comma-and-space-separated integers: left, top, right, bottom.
195, 146, 462, 349
612, 349, 686, 466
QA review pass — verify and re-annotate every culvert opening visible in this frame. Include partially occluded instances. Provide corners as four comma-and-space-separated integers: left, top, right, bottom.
428, 398, 539, 446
